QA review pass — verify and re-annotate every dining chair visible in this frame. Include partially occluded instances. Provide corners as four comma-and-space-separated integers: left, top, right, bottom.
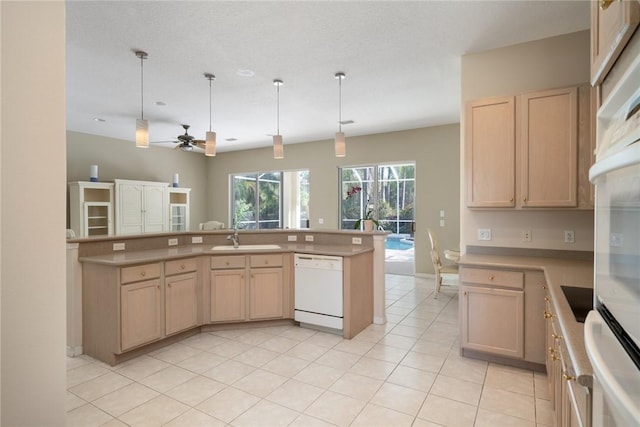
427, 228, 459, 298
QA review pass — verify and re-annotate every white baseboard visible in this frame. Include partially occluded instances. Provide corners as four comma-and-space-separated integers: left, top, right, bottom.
373, 316, 386, 325
67, 346, 83, 357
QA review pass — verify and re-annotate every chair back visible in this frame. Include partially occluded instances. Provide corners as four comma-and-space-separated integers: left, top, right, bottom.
430, 249, 442, 271
427, 228, 438, 252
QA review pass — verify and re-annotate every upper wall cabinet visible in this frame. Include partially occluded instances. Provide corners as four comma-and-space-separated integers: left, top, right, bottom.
69, 181, 115, 237
115, 179, 168, 235
465, 85, 593, 210
591, 0, 640, 86
465, 96, 516, 208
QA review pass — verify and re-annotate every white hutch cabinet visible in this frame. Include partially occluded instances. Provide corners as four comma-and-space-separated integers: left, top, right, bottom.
114, 179, 168, 235
68, 181, 114, 237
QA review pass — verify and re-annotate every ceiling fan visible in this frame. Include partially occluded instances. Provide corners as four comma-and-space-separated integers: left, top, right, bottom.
153, 124, 204, 151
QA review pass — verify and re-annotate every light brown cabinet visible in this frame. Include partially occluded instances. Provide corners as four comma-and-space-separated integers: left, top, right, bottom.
165, 258, 198, 336
460, 268, 524, 358
249, 255, 284, 320
465, 85, 592, 209
465, 96, 516, 208
544, 288, 591, 427
460, 266, 546, 367
591, 0, 640, 86
209, 254, 287, 322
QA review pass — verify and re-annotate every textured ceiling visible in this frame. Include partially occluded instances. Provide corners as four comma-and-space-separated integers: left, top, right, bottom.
66, 1, 590, 153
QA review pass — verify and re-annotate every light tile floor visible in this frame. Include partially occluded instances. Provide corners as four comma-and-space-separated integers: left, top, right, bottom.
67, 274, 552, 427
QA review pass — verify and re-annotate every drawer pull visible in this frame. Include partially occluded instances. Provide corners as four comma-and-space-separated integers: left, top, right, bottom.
543, 311, 552, 319
226, 261, 230, 266
264, 260, 269, 265
544, 296, 550, 302
552, 333, 563, 341
562, 373, 576, 381
489, 275, 494, 281
141, 271, 146, 277
180, 264, 186, 270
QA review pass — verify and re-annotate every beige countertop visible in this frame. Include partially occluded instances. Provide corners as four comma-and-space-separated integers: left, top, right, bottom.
459, 254, 594, 387
79, 243, 374, 266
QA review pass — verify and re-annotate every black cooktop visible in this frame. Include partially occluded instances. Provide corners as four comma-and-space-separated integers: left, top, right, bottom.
560, 286, 594, 323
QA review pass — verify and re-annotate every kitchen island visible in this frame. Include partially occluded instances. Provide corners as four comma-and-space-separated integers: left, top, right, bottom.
68, 229, 386, 365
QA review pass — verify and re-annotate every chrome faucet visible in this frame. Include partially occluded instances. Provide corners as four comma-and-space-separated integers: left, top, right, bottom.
227, 227, 239, 248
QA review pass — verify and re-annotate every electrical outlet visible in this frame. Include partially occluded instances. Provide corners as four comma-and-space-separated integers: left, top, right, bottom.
477, 228, 492, 241
318, 218, 324, 224
113, 242, 125, 251
439, 219, 445, 227
288, 235, 297, 242
352, 237, 362, 245
168, 238, 178, 246
305, 235, 314, 242
191, 236, 203, 244
522, 230, 532, 242
564, 230, 575, 244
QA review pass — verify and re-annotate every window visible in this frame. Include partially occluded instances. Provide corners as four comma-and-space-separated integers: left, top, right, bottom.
231, 170, 309, 229
340, 163, 415, 234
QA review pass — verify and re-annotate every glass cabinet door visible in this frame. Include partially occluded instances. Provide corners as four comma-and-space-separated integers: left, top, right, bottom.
170, 204, 187, 231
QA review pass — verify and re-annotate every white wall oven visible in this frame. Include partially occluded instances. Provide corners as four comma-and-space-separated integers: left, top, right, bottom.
585, 54, 640, 426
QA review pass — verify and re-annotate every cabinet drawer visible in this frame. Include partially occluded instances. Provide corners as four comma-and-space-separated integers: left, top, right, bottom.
121, 263, 162, 285
461, 267, 524, 289
250, 254, 283, 268
165, 258, 197, 276
211, 255, 245, 269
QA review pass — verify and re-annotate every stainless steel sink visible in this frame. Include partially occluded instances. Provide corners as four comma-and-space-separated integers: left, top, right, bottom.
211, 244, 281, 251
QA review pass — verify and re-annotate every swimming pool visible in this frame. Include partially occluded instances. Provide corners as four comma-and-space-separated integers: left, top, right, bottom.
386, 236, 414, 251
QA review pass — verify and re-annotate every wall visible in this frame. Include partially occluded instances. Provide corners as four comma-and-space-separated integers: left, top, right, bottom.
67, 131, 209, 230
206, 125, 461, 275
460, 30, 594, 252
1, 1, 66, 425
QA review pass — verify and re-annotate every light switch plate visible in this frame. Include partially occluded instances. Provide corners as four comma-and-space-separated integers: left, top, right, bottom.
352, 237, 362, 245
192, 236, 203, 244
305, 235, 314, 242
168, 238, 178, 246
288, 235, 297, 241
113, 242, 125, 251
564, 230, 575, 244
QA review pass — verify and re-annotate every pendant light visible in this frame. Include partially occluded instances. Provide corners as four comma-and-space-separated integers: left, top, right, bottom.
273, 79, 284, 159
204, 73, 216, 156
135, 51, 149, 148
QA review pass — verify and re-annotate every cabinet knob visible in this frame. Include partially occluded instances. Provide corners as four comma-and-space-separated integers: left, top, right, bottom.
489, 275, 494, 281
599, 0, 614, 10
562, 373, 576, 381
543, 311, 552, 319
544, 296, 550, 302
168, 283, 171, 288
141, 271, 146, 277
548, 347, 555, 355
180, 264, 186, 270
522, 196, 527, 203
552, 333, 562, 341
226, 261, 230, 266
551, 354, 559, 362
463, 291, 468, 296
509, 197, 514, 202
264, 260, 269, 265
157, 284, 160, 290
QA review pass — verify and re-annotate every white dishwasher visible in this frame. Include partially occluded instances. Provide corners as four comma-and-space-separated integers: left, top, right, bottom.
294, 254, 344, 330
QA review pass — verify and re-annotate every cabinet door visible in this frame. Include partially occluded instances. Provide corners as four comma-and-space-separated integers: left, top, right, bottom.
121, 279, 162, 351
210, 270, 245, 322
249, 267, 283, 320
465, 96, 516, 207
521, 87, 578, 207
591, 0, 640, 85
165, 272, 198, 335
118, 183, 144, 234
143, 185, 167, 233
461, 285, 524, 358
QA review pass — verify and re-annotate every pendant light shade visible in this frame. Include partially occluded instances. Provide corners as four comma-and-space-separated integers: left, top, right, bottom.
204, 73, 217, 156
273, 79, 284, 159
334, 72, 346, 157
135, 51, 149, 148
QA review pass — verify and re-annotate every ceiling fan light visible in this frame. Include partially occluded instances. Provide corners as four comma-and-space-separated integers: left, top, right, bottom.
335, 131, 346, 157
205, 131, 216, 156
273, 134, 284, 159
136, 118, 149, 148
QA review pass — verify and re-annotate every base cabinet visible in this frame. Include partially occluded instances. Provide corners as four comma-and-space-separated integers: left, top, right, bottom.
121, 278, 163, 351
461, 284, 524, 358
209, 254, 285, 322
460, 266, 546, 366
165, 258, 198, 336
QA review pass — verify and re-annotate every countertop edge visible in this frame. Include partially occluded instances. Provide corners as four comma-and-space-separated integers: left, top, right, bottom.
78, 244, 374, 266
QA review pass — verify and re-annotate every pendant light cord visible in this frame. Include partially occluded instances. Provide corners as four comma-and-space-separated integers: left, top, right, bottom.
209, 77, 212, 132
276, 83, 280, 135
338, 75, 342, 133
140, 54, 144, 120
